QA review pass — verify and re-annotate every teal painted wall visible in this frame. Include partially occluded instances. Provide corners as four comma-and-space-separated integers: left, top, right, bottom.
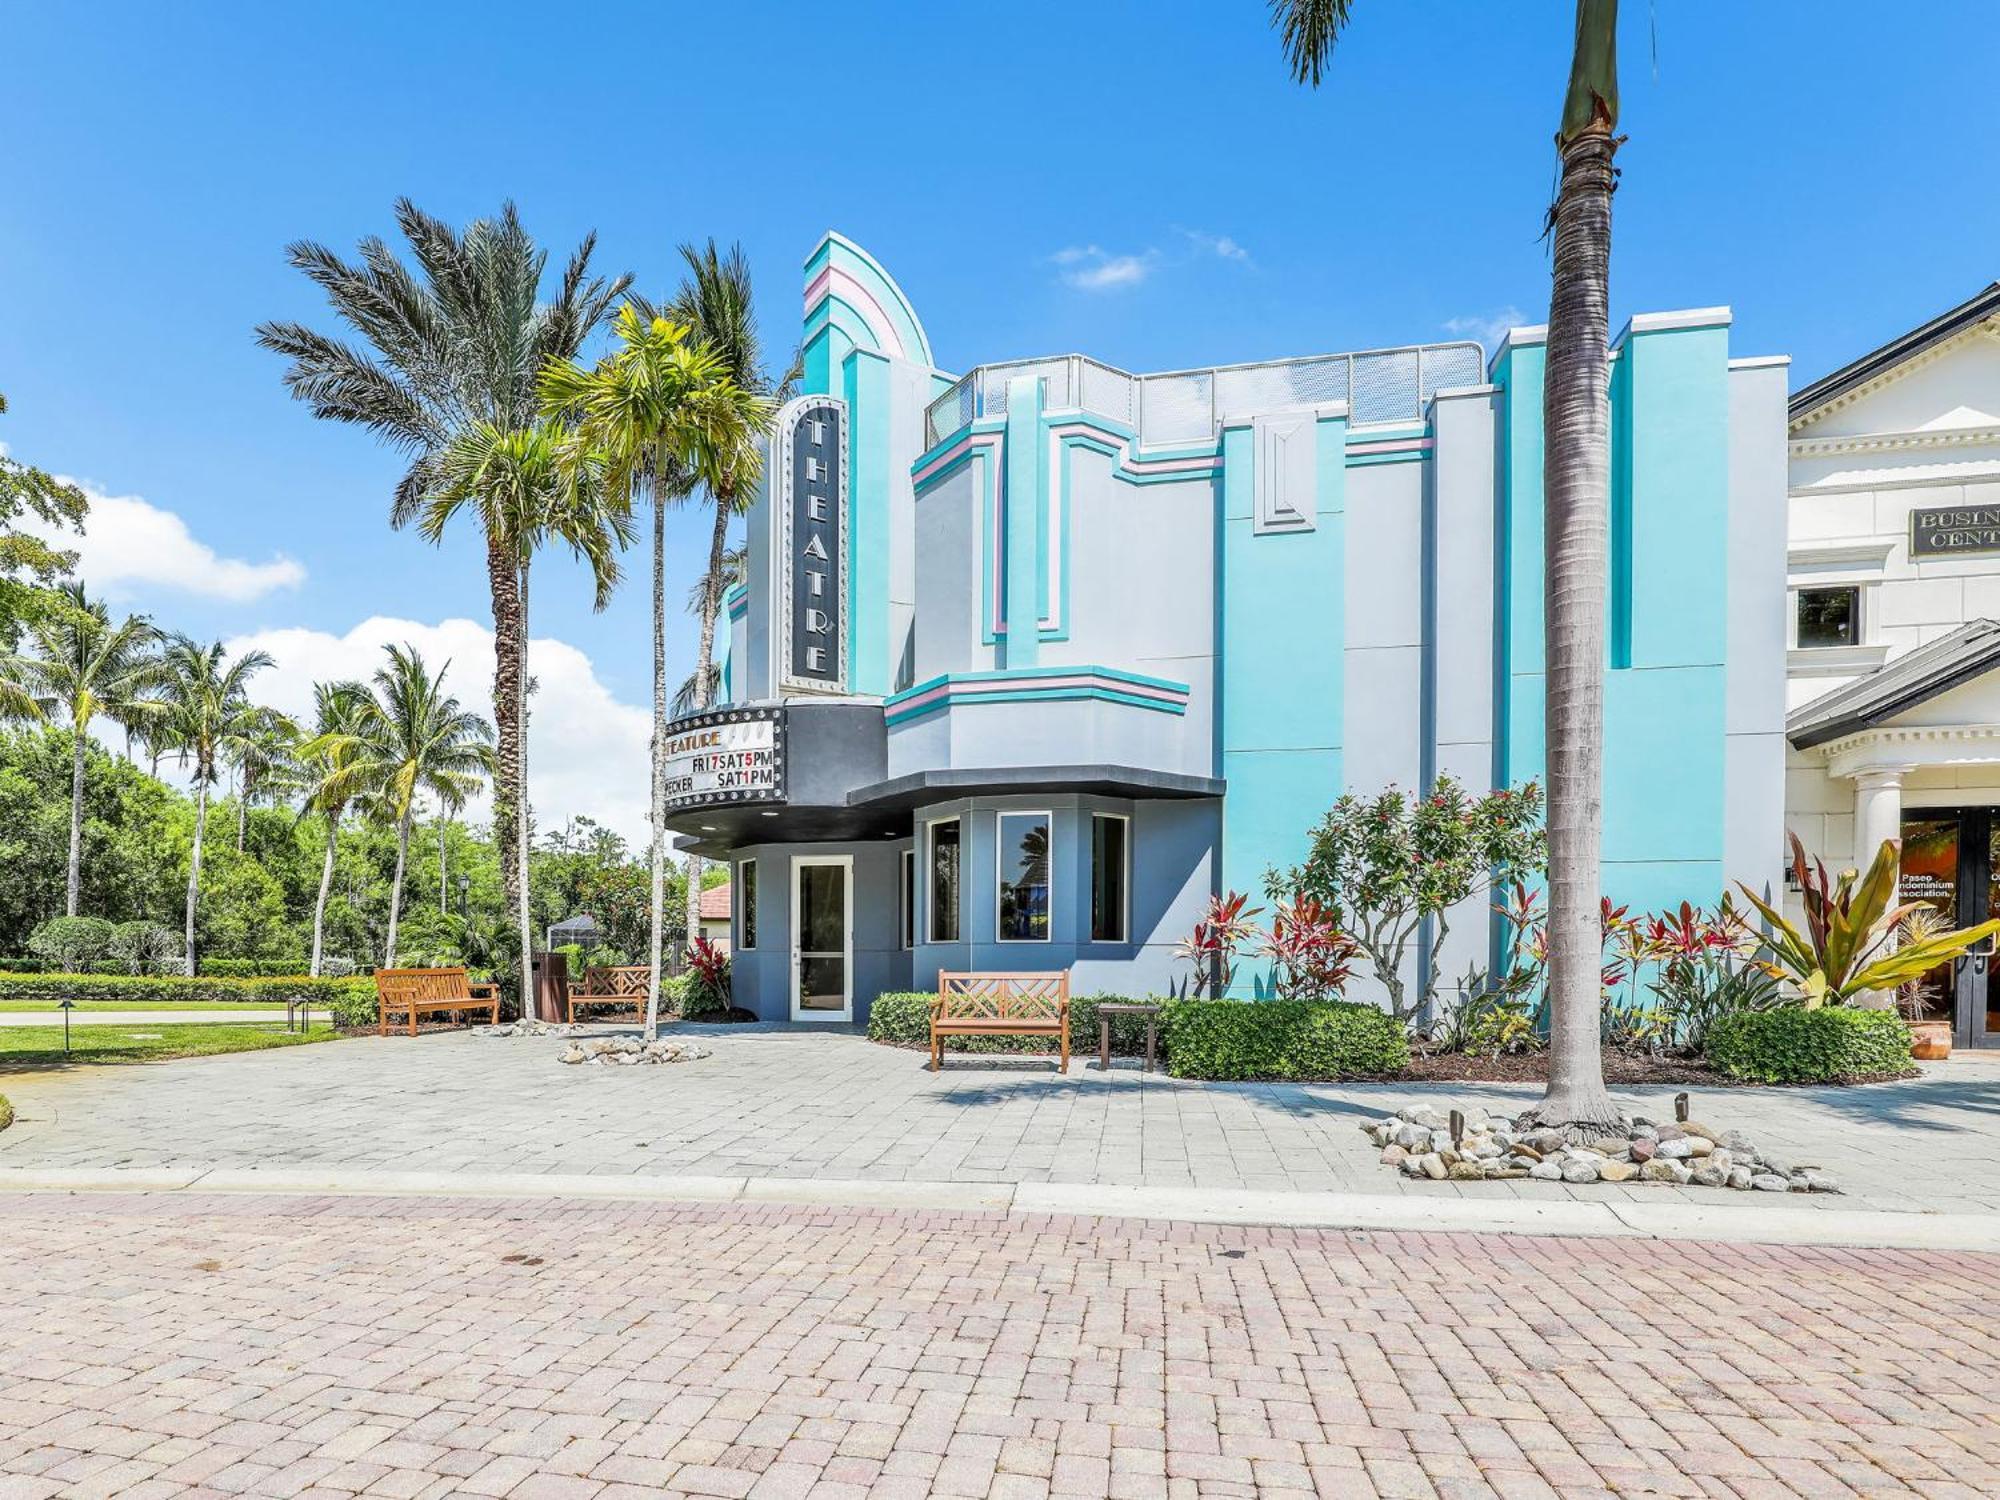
1492, 321, 1732, 915
844, 349, 893, 695
1219, 414, 1348, 992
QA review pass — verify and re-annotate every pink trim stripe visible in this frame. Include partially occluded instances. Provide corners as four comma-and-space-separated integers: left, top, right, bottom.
890, 672, 1189, 716
803, 266, 908, 361
1347, 435, 1434, 456
913, 430, 999, 487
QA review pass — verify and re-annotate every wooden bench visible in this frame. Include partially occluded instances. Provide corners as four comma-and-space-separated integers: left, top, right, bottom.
375, 967, 499, 1036
929, 971, 1071, 1072
566, 965, 653, 1024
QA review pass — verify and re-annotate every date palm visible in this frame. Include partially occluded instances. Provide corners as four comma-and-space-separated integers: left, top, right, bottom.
0, 585, 167, 915
337, 644, 493, 969
256, 199, 628, 927
541, 307, 766, 1039
155, 638, 276, 975
418, 418, 627, 1011
1274, 0, 1624, 1134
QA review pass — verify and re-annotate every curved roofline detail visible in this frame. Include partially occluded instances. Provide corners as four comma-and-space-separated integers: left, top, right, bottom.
802, 231, 935, 368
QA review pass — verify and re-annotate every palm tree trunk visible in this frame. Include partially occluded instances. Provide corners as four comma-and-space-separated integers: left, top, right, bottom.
386, 806, 412, 969
485, 529, 527, 926
439, 816, 448, 915
236, 766, 251, 853
1524, 1, 1623, 1140
184, 781, 209, 977
517, 558, 536, 1021
65, 726, 86, 918
680, 485, 734, 975
311, 812, 339, 978
644, 490, 668, 1042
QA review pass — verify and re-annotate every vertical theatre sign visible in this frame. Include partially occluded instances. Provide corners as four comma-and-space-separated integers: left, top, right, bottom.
777, 394, 847, 693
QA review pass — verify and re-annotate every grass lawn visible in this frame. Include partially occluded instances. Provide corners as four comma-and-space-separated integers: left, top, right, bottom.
0, 1000, 288, 1013
0, 1022, 340, 1071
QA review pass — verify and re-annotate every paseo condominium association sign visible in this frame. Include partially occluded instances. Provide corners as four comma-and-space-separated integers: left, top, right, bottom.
661, 708, 784, 807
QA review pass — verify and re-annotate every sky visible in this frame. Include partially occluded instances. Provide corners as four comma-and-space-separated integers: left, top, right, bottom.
3, 1, 1995, 842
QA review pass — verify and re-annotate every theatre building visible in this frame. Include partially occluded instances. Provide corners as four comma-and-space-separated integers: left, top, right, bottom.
660, 232, 1790, 1024
1784, 283, 2000, 1047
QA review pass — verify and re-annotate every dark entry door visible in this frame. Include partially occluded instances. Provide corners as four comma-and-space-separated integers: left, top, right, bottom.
1899, 808, 2000, 1047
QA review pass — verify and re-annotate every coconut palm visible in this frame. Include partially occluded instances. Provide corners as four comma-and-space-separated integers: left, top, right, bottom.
228, 705, 298, 853
0, 585, 167, 915
155, 638, 276, 974
673, 541, 748, 715
339, 644, 493, 969
1273, 0, 1624, 1137
417, 417, 627, 1014
541, 306, 767, 1039
292, 680, 373, 977
256, 200, 628, 928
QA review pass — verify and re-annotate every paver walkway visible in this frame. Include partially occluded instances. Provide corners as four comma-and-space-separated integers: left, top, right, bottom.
3, 1025, 1998, 1219
0, 1191, 1994, 1499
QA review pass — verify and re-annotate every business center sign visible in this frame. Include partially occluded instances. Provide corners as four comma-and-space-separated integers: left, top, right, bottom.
1912, 503, 2000, 558
776, 394, 847, 693
661, 706, 785, 808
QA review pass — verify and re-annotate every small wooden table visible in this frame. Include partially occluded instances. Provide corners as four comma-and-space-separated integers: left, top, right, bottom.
1098, 1002, 1161, 1073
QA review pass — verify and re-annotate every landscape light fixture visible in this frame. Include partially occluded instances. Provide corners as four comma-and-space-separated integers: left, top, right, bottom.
58, 997, 74, 1056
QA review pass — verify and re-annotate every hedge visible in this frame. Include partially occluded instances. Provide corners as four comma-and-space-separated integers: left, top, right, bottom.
0, 1094, 12, 1133
1161, 998, 1408, 1081
198, 958, 315, 978
0, 972, 376, 1008
1704, 1006, 1914, 1084
867, 991, 1163, 1056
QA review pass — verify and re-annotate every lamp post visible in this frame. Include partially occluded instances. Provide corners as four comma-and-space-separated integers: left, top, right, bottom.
58, 998, 74, 1058
457, 874, 471, 920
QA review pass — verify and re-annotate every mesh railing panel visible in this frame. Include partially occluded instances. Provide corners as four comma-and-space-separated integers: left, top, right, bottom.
1079, 358, 1134, 427
1213, 355, 1349, 420
1136, 371, 1214, 445
1418, 343, 1486, 404
1348, 349, 1421, 425
923, 373, 976, 449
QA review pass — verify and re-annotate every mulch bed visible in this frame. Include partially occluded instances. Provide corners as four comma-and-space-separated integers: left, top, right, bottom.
1395, 1044, 1916, 1088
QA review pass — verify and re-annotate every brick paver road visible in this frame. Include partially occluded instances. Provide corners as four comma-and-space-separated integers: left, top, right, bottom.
1, 1192, 1995, 1499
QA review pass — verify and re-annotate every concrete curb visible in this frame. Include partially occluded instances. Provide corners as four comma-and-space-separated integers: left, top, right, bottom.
0, 1165, 1994, 1252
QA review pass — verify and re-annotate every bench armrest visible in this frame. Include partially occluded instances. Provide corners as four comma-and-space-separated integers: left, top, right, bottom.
468, 982, 498, 999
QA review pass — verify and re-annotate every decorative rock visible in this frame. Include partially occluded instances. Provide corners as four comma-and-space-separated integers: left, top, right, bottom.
1682, 1120, 1720, 1142
1528, 1160, 1563, 1181
1751, 1173, 1790, 1192
1640, 1159, 1684, 1184
1380, 1145, 1408, 1167
1707, 1149, 1732, 1173
1589, 1137, 1628, 1156
1628, 1137, 1656, 1164
1420, 1154, 1448, 1181
1803, 1171, 1841, 1193
1727, 1166, 1754, 1190
1394, 1123, 1431, 1151
482, 1019, 584, 1039
1687, 1136, 1714, 1158
1402, 1155, 1430, 1178
1690, 1165, 1727, 1188
1597, 1161, 1636, 1182
1560, 1160, 1601, 1185
1529, 1129, 1566, 1156
1512, 1143, 1543, 1163
1654, 1123, 1687, 1143
1654, 1138, 1694, 1160
1447, 1162, 1485, 1181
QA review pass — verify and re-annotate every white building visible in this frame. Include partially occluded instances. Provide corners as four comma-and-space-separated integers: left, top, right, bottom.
1785, 282, 2000, 1045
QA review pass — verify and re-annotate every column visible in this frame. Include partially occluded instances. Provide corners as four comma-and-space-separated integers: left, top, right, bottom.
1852, 767, 1911, 866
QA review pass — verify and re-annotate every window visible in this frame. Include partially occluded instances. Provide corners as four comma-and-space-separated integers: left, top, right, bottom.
1090, 814, 1129, 943
738, 860, 757, 949
1797, 586, 1860, 648
900, 849, 916, 950
928, 819, 961, 943
997, 812, 1051, 942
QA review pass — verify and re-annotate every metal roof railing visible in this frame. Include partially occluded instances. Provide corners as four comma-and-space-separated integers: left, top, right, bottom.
923, 340, 1484, 450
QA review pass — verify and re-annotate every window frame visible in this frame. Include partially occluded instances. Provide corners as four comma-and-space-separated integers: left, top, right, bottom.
994, 809, 1054, 944
1793, 583, 1863, 650
737, 859, 757, 950
925, 816, 962, 944
900, 848, 916, 950
1089, 812, 1131, 945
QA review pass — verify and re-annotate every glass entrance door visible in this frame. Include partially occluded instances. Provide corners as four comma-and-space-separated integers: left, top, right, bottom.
1899, 808, 2000, 1047
791, 857, 851, 1020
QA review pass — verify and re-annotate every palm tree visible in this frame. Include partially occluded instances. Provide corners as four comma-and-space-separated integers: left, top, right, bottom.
256, 199, 628, 931
341, 645, 493, 969
661, 243, 789, 950
0, 585, 166, 915
155, 638, 276, 974
673, 541, 747, 715
1274, 0, 1623, 1135
229, 706, 297, 853
541, 307, 767, 1039
293, 680, 372, 977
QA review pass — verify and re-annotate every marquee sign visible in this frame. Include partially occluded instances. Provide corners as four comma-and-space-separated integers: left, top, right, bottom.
660, 706, 785, 808
776, 395, 848, 693
1911, 503, 2000, 558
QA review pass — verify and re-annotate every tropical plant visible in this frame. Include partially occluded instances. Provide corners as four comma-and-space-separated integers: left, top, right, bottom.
292, 680, 374, 976
107, 919, 182, 976
674, 542, 748, 714
0, 584, 167, 914
683, 933, 731, 1017
1640, 899, 1782, 1052
335, 645, 493, 969
155, 638, 276, 975
417, 417, 629, 1010
1257, 895, 1358, 999
227, 704, 297, 854
1173, 891, 1264, 998
1739, 834, 2000, 1008
1273, 0, 1625, 1139
0, 392, 89, 648
256, 200, 629, 929
1894, 904, 1952, 1023
1269, 778, 1545, 1024
541, 305, 765, 1040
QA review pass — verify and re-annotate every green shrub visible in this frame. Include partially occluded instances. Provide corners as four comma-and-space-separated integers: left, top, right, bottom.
28, 915, 119, 970
1162, 998, 1408, 1081
1704, 1006, 1914, 1084
199, 958, 315, 978
0, 1094, 12, 1132
0, 958, 42, 973
0, 972, 374, 1008
867, 991, 1163, 1056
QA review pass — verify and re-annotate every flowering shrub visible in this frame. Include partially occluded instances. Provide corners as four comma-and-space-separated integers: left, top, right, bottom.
1258, 895, 1358, 999
682, 935, 731, 1017
1171, 892, 1263, 997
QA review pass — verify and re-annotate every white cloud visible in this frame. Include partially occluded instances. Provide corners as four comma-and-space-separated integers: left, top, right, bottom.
1443, 306, 1531, 350
1181, 229, 1252, 264
16, 468, 306, 603
225, 615, 652, 846
1050, 244, 1156, 291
